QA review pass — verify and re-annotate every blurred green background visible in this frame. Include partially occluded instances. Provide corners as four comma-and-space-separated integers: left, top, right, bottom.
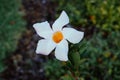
0, 0, 120, 80
0, 0, 25, 72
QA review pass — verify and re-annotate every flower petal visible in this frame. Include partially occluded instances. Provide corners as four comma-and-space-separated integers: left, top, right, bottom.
33, 21, 53, 39
36, 39, 56, 55
55, 40, 68, 61
62, 28, 84, 44
52, 11, 69, 31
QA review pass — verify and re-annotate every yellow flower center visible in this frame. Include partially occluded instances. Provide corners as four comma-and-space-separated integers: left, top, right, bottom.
52, 31, 63, 43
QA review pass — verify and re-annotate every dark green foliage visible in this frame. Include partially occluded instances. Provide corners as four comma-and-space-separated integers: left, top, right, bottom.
44, 0, 120, 79
55, 0, 120, 31
77, 31, 120, 80
0, 0, 25, 72
44, 59, 66, 80
44, 31, 120, 80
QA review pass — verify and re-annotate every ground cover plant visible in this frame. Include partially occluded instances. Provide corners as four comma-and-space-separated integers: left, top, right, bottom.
0, 0, 25, 72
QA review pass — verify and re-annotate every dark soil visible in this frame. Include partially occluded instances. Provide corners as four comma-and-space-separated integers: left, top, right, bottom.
1, 0, 57, 80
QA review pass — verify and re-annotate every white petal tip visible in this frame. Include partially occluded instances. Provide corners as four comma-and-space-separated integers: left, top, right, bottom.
63, 28, 84, 44
61, 11, 69, 21
52, 10, 69, 31
62, 10, 66, 14
36, 51, 49, 55
79, 31, 84, 40
56, 57, 68, 61
33, 21, 48, 28
73, 32, 84, 44
33, 23, 38, 28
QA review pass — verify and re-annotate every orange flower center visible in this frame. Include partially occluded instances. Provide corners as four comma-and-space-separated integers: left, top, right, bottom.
52, 31, 63, 43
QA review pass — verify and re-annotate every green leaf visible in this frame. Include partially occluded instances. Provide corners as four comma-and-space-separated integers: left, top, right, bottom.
68, 52, 81, 68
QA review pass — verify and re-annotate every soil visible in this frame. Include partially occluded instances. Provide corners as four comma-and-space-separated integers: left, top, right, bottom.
1, 0, 57, 80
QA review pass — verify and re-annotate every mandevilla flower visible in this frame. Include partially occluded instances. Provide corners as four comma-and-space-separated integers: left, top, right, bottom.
33, 11, 84, 61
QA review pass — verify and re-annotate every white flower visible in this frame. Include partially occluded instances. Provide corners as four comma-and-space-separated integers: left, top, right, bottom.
33, 11, 84, 61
